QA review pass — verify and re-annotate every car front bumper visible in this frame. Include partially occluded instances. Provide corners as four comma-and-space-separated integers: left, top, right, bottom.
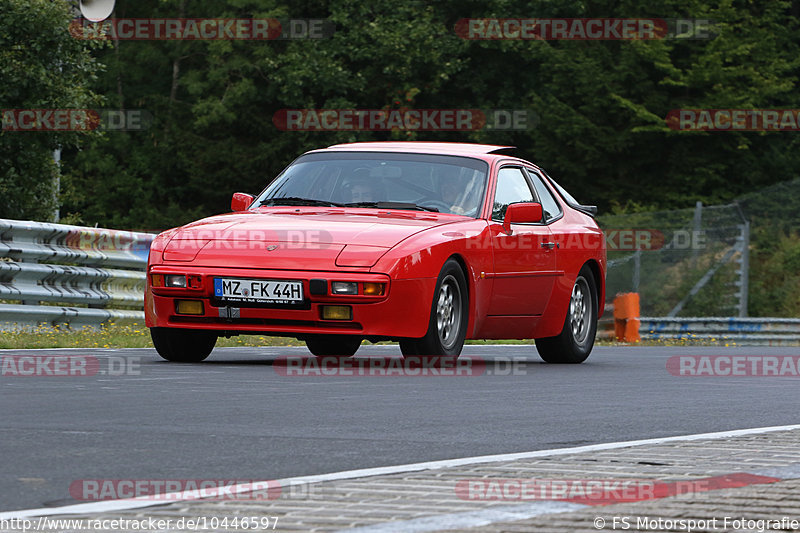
145, 265, 435, 339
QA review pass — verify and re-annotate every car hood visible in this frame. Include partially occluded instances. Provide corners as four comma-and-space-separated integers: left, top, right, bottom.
161, 209, 458, 268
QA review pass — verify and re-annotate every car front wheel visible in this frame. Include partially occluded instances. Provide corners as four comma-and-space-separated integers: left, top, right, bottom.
535, 266, 598, 364
400, 258, 468, 357
305, 335, 362, 357
151, 327, 217, 362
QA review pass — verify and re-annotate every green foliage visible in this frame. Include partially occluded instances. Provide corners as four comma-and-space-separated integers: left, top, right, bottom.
57, 0, 800, 229
5, 0, 799, 315
0, 0, 105, 220
749, 232, 800, 317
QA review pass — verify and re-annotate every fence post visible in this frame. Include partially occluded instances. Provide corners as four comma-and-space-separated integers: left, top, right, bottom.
738, 220, 749, 317
691, 200, 702, 267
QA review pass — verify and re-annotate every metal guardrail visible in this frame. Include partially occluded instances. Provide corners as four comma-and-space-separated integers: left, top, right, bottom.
597, 304, 799, 345
0, 219, 153, 330
640, 317, 800, 345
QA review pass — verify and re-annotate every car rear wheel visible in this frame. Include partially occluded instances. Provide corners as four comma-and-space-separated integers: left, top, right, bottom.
306, 335, 362, 357
151, 327, 217, 363
535, 266, 598, 364
400, 259, 468, 358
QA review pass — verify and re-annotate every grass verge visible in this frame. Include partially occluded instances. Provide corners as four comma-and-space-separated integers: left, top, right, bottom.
0, 323, 756, 350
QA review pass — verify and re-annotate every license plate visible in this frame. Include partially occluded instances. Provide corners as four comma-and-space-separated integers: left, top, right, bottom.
213, 278, 303, 304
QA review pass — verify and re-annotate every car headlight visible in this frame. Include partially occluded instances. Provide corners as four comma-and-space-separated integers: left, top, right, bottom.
165, 275, 187, 288
331, 281, 358, 295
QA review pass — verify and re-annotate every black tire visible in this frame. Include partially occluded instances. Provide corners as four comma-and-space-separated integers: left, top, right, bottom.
398, 339, 420, 356
306, 335, 362, 357
400, 258, 468, 357
535, 266, 598, 364
150, 327, 217, 363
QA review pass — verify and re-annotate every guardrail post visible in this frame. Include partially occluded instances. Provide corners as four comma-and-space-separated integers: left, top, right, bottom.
20, 256, 39, 307
613, 292, 640, 343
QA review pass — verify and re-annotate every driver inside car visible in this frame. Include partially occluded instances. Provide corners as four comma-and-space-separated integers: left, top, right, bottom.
346, 171, 384, 203
436, 167, 474, 215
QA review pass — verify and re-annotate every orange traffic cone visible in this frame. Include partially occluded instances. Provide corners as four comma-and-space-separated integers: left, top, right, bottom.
613, 293, 640, 343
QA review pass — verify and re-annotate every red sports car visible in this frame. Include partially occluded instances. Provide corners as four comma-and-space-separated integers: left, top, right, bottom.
145, 142, 606, 363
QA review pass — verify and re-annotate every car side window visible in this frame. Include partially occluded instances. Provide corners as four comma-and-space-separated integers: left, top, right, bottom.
527, 170, 563, 222
492, 167, 535, 221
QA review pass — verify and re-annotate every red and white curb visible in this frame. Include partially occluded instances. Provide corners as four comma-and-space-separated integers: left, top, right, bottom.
339, 473, 784, 532
2, 424, 799, 522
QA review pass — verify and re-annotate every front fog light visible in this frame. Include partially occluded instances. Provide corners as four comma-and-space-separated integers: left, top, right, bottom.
321, 305, 352, 320
176, 300, 204, 315
165, 275, 187, 288
331, 281, 358, 295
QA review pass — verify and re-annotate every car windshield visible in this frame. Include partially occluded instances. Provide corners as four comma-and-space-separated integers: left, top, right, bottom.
255, 152, 489, 217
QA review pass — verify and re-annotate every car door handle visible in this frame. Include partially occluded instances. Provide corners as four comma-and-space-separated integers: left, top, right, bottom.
541, 242, 558, 249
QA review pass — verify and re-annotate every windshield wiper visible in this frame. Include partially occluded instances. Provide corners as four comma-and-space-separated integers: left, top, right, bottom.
343, 201, 439, 212
258, 197, 344, 207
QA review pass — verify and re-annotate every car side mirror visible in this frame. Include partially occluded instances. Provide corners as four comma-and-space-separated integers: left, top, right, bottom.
231, 192, 255, 212
503, 202, 543, 233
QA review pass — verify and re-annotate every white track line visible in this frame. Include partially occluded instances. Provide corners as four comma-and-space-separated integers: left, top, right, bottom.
3, 423, 800, 519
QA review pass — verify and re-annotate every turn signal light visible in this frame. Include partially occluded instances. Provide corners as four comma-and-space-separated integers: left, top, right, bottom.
175, 300, 204, 315
150, 274, 164, 287
362, 282, 385, 296
321, 305, 352, 320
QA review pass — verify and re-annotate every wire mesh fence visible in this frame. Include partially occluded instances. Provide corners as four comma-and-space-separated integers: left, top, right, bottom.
598, 202, 749, 317
597, 177, 800, 318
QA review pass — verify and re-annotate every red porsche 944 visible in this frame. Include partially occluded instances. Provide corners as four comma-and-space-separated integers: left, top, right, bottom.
145, 142, 606, 363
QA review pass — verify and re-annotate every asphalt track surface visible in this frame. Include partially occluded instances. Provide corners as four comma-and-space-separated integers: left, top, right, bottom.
2, 344, 799, 512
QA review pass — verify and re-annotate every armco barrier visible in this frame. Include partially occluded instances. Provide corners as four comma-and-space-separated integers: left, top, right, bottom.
597, 308, 799, 346
640, 317, 800, 345
0, 219, 153, 330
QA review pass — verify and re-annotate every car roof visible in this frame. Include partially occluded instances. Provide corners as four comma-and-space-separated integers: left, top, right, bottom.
303, 142, 539, 169
320, 142, 516, 155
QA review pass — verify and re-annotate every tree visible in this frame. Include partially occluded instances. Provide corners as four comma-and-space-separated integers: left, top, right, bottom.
61, 0, 800, 230
0, 0, 105, 221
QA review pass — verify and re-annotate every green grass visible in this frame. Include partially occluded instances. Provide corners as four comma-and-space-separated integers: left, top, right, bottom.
0, 323, 749, 350
0, 323, 303, 350
0, 325, 533, 350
